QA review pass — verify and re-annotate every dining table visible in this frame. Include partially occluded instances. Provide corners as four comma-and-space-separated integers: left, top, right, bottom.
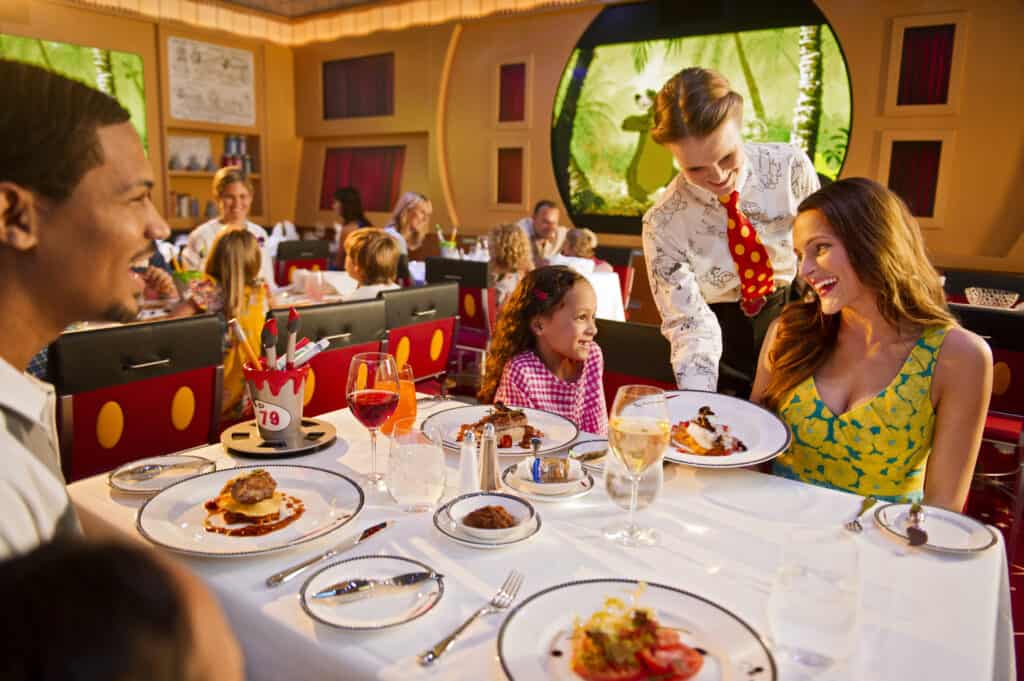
68, 398, 1014, 681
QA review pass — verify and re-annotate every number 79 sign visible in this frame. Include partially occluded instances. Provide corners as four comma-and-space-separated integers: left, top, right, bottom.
253, 400, 292, 431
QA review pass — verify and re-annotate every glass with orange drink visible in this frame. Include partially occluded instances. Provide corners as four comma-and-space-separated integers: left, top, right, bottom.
380, 364, 417, 435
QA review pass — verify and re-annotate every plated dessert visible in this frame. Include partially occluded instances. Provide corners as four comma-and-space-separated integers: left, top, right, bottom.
571, 589, 703, 681
456, 403, 544, 448
671, 406, 747, 457
203, 469, 306, 537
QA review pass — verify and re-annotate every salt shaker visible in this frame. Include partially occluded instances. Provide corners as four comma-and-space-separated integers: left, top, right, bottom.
458, 430, 479, 494
478, 423, 501, 492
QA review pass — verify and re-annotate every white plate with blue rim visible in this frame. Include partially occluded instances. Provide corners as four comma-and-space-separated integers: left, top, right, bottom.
665, 390, 791, 469
497, 578, 776, 680
420, 404, 579, 457
874, 503, 998, 554
433, 492, 542, 549
501, 459, 595, 502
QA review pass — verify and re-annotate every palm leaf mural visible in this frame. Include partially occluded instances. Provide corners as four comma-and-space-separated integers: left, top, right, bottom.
789, 25, 823, 160
91, 48, 116, 98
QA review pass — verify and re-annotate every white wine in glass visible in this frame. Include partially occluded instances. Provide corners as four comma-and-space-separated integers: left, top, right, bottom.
604, 385, 670, 547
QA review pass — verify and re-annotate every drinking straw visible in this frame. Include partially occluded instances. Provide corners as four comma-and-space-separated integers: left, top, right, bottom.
285, 307, 300, 368
262, 317, 278, 369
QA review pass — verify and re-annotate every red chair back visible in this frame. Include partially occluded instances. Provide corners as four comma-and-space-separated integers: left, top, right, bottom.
274, 240, 331, 286
51, 316, 223, 482
381, 283, 459, 381
595, 319, 676, 410
272, 299, 387, 416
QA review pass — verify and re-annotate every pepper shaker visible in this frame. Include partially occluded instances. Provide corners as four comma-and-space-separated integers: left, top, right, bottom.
478, 423, 501, 492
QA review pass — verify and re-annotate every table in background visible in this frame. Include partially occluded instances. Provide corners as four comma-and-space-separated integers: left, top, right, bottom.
68, 400, 1013, 681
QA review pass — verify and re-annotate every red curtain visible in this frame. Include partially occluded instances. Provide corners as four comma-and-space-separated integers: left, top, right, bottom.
499, 63, 526, 122
497, 147, 523, 205
323, 53, 394, 119
887, 140, 942, 217
897, 24, 956, 106
320, 146, 406, 212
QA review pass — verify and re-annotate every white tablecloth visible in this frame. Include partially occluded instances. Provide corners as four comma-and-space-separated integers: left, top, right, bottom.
68, 400, 1013, 681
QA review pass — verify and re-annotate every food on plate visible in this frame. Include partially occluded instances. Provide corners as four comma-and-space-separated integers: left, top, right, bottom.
456, 403, 543, 448
462, 504, 519, 530
571, 588, 703, 681
203, 469, 305, 537
671, 406, 747, 456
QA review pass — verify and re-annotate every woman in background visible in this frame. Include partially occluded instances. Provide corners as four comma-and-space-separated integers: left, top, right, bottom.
751, 178, 991, 511
488, 223, 535, 309
332, 186, 372, 268
384, 192, 432, 284
181, 167, 274, 286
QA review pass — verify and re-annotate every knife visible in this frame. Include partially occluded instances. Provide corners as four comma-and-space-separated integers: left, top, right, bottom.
266, 521, 392, 587
312, 571, 442, 601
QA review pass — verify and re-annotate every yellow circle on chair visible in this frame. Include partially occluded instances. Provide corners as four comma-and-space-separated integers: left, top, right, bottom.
464, 293, 477, 319
430, 329, 445, 361
395, 337, 411, 369
312, 264, 321, 271
170, 386, 196, 431
288, 265, 297, 283
303, 367, 316, 406
734, 244, 745, 256
751, 251, 761, 263
993, 361, 1011, 396
355, 363, 368, 390
96, 401, 124, 449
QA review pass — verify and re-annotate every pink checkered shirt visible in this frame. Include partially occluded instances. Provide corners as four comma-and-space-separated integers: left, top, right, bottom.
494, 344, 608, 435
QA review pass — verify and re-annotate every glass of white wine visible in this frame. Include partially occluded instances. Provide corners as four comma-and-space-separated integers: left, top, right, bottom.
605, 385, 670, 547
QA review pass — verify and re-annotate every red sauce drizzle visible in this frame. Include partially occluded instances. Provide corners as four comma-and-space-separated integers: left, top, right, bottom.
203, 493, 305, 537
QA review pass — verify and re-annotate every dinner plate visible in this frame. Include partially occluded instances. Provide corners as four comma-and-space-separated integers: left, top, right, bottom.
432, 498, 542, 549
567, 439, 609, 475
300, 555, 444, 630
108, 454, 216, 496
498, 579, 776, 681
664, 390, 791, 468
501, 464, 595, 502
136, 464, 364, 557
420, 405, 579, 457
873, 503, 998, 554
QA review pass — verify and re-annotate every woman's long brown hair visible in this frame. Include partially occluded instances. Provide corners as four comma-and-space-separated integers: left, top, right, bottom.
478, 266, 584, 404
204, 229, 262, 321
760, 178, 955, 412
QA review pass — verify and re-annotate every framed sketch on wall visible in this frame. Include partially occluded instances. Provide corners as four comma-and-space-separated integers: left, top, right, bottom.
167, 36, 255, 126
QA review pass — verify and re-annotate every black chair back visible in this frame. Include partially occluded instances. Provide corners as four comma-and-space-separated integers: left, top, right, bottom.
276, 239, 330, 260
594, 245, 636, 267
272, 299, 386, 354
380, 283, 459, 329
425, 257, 491, 288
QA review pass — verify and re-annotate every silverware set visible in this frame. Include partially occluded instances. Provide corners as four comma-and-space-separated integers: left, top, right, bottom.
266, 521, 392, 587
843, 496, 930, 547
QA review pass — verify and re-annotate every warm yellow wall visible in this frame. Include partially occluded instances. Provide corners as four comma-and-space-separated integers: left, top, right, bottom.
0, 0, 166, 207
291, 24, 454, 226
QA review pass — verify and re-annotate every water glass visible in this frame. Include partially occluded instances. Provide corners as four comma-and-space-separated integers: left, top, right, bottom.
604, 450, 663, 512
387, 417, 445, 512
767, 529, 861, 679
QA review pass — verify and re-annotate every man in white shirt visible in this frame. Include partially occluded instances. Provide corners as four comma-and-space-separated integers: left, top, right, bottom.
0, 60, 170, 556
180, 166, 276, 287
642, 67, 819, 395
517, 200, 569, 266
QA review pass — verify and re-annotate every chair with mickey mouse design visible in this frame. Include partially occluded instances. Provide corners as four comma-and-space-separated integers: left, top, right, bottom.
380, 283, 459, 393
50, 315, 223, 482
425, 258, 496, 353
594, 319, 677, 411
274, 239, 330, 287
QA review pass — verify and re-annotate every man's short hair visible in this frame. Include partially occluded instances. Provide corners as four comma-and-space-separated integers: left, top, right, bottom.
651, 67, 743, 144
533, 200, 557, 216
0, 59, 130, 203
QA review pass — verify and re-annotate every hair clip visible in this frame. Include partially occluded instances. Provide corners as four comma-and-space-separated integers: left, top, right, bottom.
533, 289, 548, 302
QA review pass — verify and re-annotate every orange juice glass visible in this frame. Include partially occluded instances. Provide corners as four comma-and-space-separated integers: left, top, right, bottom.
381, 365, 417, 435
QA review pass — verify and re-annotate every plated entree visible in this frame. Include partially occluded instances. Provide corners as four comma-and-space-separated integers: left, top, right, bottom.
671, 406, 747, 457
203, 469, 305, 537
456, 402, 544, 448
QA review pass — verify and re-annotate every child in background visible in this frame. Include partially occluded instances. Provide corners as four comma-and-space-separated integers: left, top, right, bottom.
561, 227, 613, 272
488, 223, 535, 309
343, 228, 402, 302
479, 266, 607, 435
175, 229, 269, 419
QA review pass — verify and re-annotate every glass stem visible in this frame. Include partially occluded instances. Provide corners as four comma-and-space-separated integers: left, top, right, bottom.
628, 475, 639, 534
370, 429, 378, 476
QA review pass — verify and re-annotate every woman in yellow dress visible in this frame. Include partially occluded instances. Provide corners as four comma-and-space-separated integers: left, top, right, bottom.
751, 178, 991, 511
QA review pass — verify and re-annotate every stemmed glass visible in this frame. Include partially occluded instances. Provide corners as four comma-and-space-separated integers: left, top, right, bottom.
380, 364, 417, 436
347, 352, 400, 488
767, 529, 861, 679
604, 385, 670, 547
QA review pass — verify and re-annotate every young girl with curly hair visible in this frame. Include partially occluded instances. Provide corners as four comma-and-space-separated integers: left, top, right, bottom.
488, 223, 534, 308
479, 266, 607, 435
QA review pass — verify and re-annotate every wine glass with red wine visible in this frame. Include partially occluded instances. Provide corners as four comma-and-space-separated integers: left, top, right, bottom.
347, 352, 400, 488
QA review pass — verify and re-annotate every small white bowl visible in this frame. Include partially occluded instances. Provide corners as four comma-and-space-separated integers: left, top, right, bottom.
446, 492, 535, 541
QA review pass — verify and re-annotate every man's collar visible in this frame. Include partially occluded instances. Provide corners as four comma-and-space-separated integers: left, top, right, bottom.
0, 355, 52, 426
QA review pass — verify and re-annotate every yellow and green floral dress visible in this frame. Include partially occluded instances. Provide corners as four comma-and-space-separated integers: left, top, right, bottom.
772, 326, 950, 503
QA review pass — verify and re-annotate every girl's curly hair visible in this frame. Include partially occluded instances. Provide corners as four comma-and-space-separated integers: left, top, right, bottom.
488, 223, 534, 274
478, 266, 584, 403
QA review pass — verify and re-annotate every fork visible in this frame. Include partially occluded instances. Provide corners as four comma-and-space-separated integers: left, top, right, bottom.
417, 570, 523, 666
843, 496, 878, 533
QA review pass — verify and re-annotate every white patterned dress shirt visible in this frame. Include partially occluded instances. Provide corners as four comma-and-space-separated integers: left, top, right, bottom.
642, 142, 819, 391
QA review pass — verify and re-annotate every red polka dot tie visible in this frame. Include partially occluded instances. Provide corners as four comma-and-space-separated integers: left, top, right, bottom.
721, 191, 774, 317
